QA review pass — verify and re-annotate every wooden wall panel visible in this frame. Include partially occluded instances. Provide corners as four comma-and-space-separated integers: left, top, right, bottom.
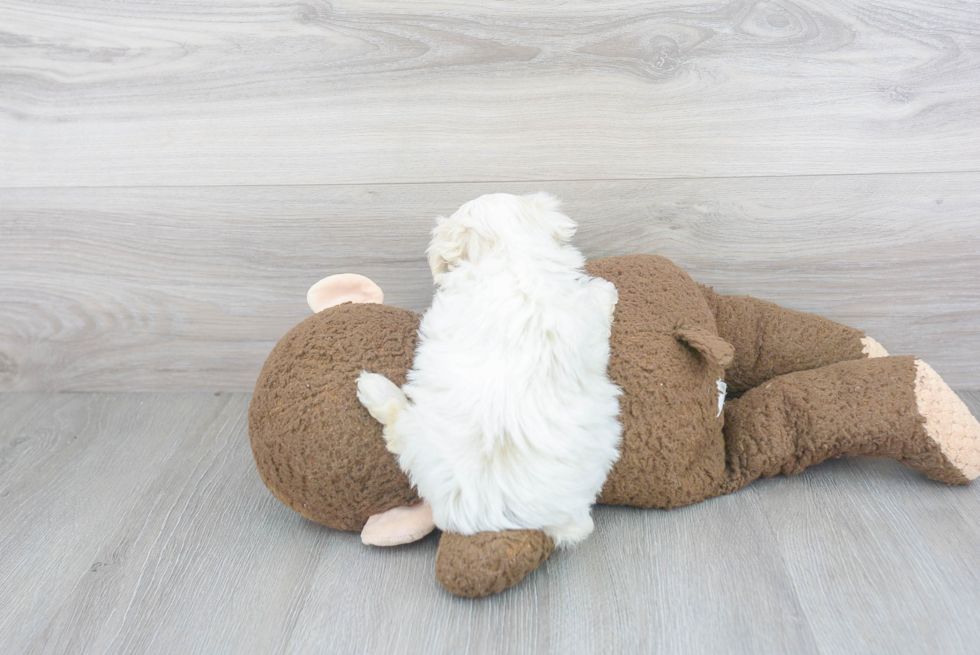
2, 173, 978, 391
1, 0, 979, 187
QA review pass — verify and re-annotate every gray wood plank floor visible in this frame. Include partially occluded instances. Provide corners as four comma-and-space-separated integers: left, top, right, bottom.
2, 391, 978, 654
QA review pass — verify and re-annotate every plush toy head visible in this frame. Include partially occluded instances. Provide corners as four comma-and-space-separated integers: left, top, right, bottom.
249, 290, 420, 532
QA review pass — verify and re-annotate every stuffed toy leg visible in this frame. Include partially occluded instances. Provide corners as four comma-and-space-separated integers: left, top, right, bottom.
722, 356, 979, 489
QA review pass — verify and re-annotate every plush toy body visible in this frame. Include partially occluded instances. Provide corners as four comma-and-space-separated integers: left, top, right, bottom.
249, 255, 980, 597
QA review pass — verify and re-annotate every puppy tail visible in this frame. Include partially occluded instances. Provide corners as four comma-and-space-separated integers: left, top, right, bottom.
356, 371, 409, 428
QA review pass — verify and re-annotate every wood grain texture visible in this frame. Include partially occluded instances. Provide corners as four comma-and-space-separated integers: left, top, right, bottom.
1, 392, 978, 653
0, 393, 235, 653
750, 389, 980, 655
753, 460, 980, 655
2, 0, 979, 187
542, 496, 819, 654
2, 173, 978, 391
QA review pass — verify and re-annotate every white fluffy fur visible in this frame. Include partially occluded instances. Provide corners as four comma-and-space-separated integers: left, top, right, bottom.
357, 193, 622, 546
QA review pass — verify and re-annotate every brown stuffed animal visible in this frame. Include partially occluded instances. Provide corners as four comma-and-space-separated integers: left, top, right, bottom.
248, 255, 980, 598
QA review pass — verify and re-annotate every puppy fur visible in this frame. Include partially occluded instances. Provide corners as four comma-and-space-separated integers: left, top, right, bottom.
357, 193, 622, 546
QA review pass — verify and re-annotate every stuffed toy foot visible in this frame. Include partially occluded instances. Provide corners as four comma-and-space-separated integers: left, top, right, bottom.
914, 360, 980, 482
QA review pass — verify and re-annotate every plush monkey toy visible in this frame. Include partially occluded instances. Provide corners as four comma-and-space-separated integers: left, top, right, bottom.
248, 255, 980, 597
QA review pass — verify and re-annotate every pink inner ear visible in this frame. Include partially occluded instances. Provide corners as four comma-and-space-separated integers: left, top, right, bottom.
307, 274, 384, 313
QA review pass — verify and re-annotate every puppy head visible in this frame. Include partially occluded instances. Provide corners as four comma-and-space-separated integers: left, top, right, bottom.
427, 193, 577, 277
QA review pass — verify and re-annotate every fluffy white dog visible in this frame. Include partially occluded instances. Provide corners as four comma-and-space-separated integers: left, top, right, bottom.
356, 193, 622, 546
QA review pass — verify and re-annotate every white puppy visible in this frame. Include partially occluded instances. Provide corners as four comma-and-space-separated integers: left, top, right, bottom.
356, 193, 621, 546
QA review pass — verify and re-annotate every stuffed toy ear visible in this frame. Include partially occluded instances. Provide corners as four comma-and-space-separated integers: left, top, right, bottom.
673, 325, 735, 369
360, 502, 435, 547
307, 274, 384, 313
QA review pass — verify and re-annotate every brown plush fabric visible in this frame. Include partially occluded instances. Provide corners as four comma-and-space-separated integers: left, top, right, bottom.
586, 256, 729, 509
248, 254, 979, 599
699, 286, 867, 395
248, 302, 420, 530
720, 355, 968, 492
435, 530, 555, 598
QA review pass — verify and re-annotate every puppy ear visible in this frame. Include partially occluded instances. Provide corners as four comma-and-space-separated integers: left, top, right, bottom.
426, 216, 455, 277
524, 191, 561, 213
426, 215, 494, 277
524, 192, 576, 244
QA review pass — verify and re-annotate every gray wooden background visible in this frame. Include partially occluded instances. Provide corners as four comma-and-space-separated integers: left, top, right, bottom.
2, 0, 979, 391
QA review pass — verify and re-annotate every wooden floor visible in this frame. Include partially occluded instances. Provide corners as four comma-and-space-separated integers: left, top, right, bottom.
1, 390, 979, 654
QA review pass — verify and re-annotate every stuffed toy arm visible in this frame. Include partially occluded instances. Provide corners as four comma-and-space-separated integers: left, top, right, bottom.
698, 285, 887, 394
435, 530, 555, 597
